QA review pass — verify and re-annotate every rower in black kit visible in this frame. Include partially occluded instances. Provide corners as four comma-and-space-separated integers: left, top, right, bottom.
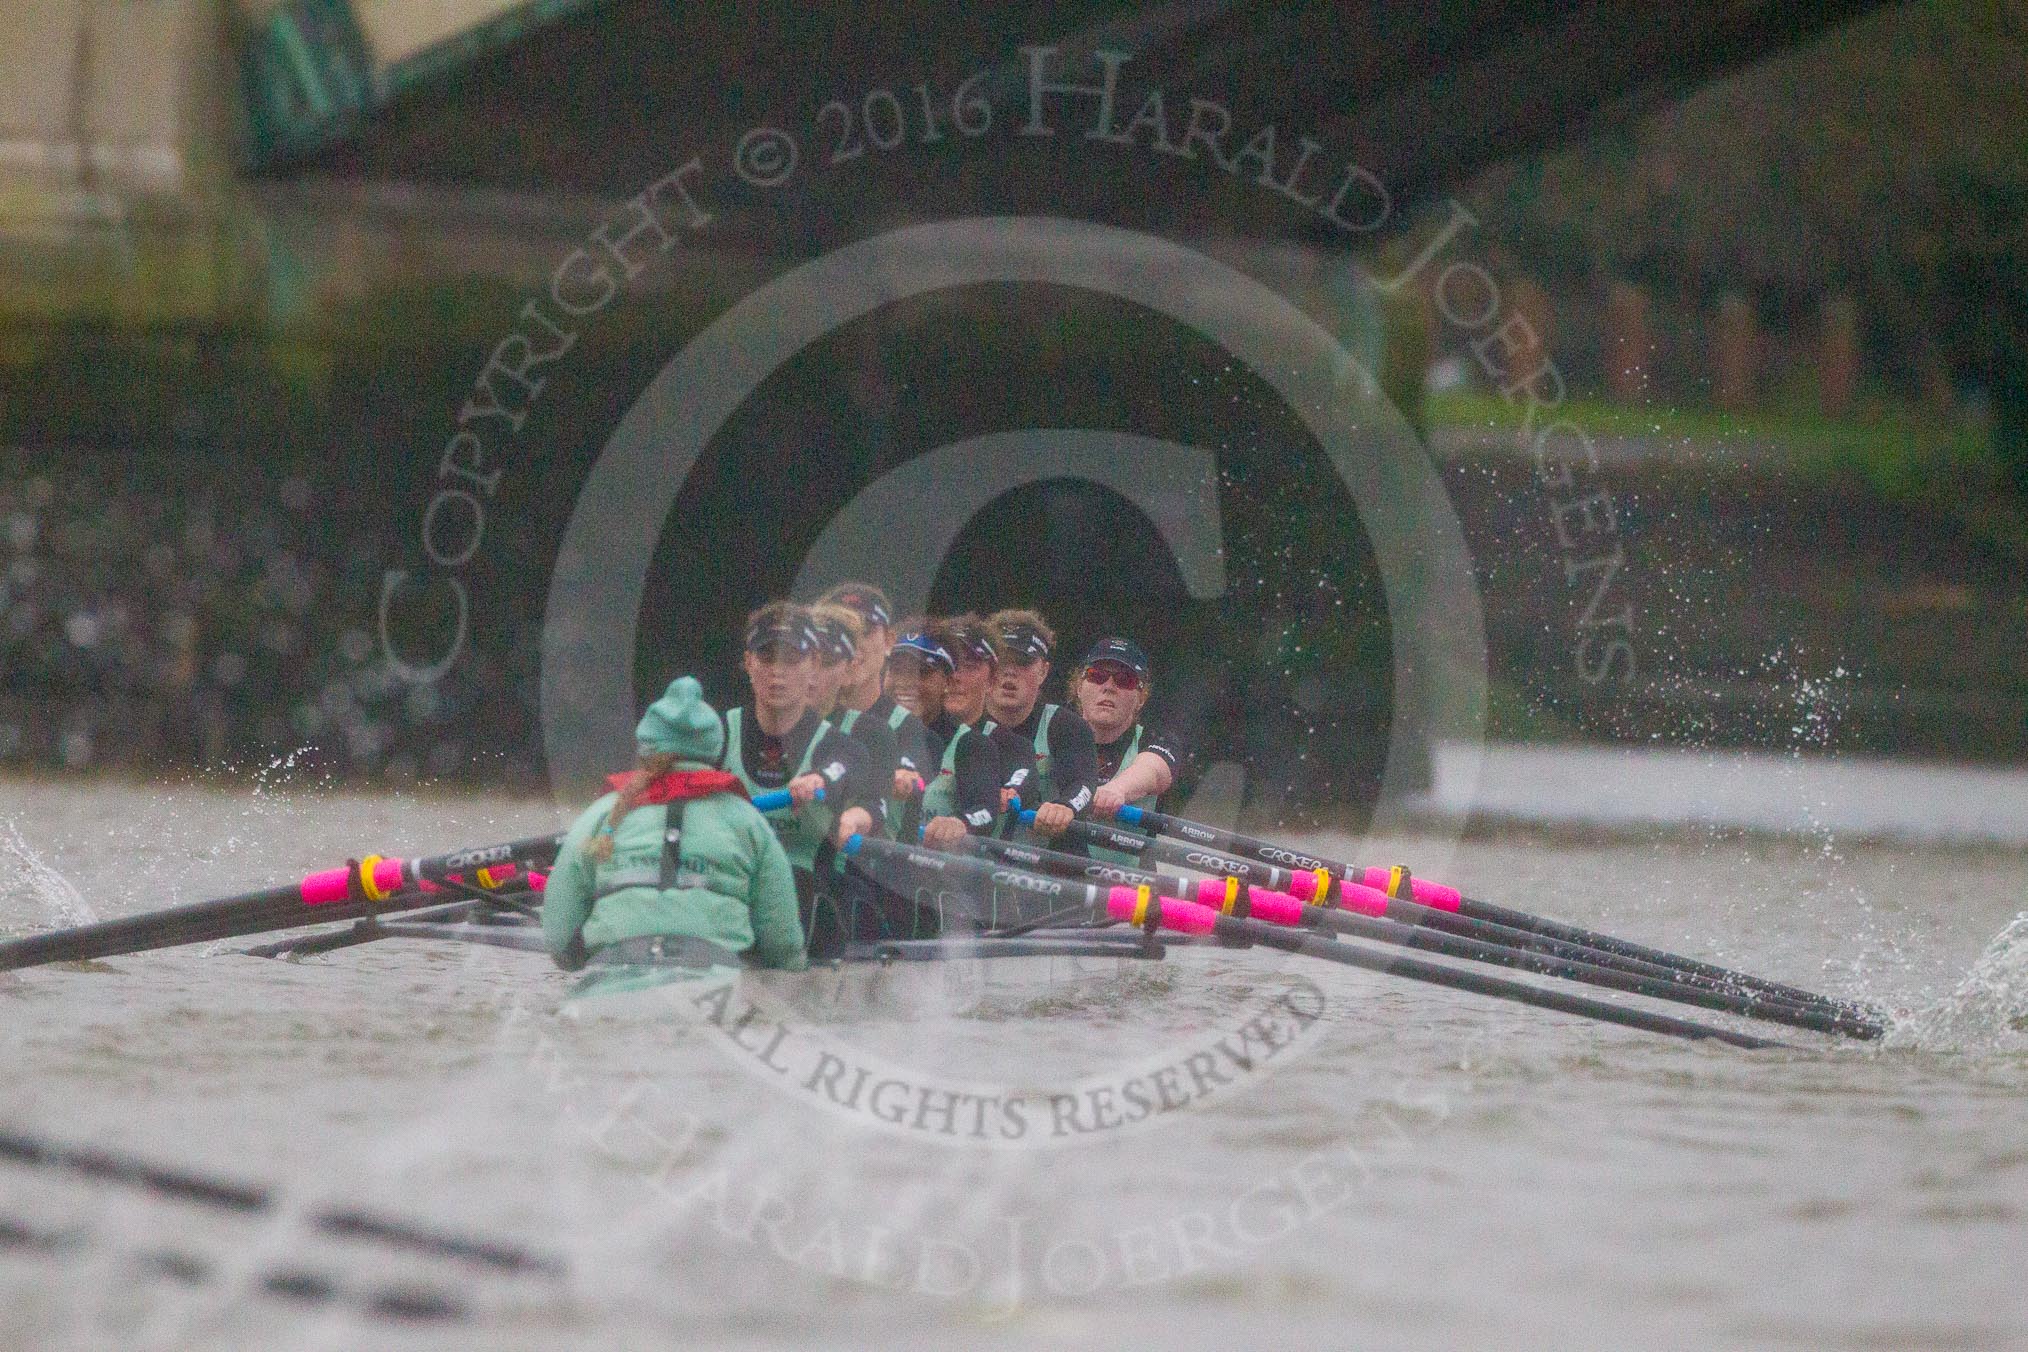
719, 602, 878, 957
918, 617, 1011, 842
817, 582, 939, 840
840, 620, 1007, 940
981, 608, 1100, 851
806, 602, 905, 831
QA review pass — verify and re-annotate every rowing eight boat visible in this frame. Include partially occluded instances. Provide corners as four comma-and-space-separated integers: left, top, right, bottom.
0, 800, 1889, 1048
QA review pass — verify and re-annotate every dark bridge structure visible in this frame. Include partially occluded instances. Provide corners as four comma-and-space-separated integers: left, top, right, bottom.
213, 1, 1899, 805
248, 1, 1883, 233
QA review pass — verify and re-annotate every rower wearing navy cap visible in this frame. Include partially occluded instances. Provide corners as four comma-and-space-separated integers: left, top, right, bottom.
1072, 636, 1186, 820
722, 601, 876, 955
982, 608, 1100, 843
883, 621, 947, 723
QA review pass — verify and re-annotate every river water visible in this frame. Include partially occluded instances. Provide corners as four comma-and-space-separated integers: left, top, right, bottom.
0, 768, 2024, 1351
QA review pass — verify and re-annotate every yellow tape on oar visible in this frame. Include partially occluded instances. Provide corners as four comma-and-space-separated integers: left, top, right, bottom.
1130, 884, 1153, 927
1222, 875, 1240, 915
356, 854, 395, 904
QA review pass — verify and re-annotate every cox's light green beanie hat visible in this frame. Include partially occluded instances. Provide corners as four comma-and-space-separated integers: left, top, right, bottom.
634, 676, 725, 764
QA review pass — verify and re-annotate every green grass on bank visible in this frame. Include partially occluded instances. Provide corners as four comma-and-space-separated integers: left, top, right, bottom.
1426, 387, 2027, 555
1426, 387, 1989, 466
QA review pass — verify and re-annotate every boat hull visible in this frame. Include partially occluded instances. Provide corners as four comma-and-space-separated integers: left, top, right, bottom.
554, 935, 1178, 1022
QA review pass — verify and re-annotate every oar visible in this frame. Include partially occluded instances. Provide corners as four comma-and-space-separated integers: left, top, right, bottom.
0, 1222, 473, 1324
845, 837, 1790, 1050
1112, 804, 1873, 1021
962, 833, 1877, 1038
0, 1126, 562, 1276
239, 888, 547, 961
1021, 811, 1855, 1026
0, 837, 560, 972
0, 785, 828, 976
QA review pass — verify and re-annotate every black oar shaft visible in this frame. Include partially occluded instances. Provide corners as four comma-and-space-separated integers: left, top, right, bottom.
1218, 917, 1791, 1050
847, 838, 1113, 932
848, 838, 1790, 1049
0, 891, 370, 970
1117, 806, 1872, 1021
0, 836, 560, 972
1449, 895, 1845, 1014
964, 835, 1876, 1038
1039, 818, 1854, 1025
1307, 906, 1875, 1037
0, 1128, 562, 1275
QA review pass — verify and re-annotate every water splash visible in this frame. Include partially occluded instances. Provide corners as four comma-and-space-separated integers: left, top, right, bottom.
202, 746, 327, 861
1887, 913, 2028, 1051
250, 746, 319, 799
0, 819, 97, 931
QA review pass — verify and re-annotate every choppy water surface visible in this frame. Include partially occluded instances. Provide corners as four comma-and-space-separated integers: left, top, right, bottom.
0, 773, 2024, 1351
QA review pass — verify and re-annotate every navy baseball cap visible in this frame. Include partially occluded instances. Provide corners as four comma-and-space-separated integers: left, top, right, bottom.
942, 623, 999, 666
889, 631, 955, 674
1078, 637, 1150, 677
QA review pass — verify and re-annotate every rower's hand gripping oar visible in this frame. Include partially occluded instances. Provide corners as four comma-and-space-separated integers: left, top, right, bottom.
846, 836, 1791, 1050
1112, 804, 1875, 1023
749, 787, 822, 813
0, 836, 561, 972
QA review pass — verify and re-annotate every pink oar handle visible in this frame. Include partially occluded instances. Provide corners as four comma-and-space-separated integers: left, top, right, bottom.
1337, 881, 1393, 917
1276, 864, 1463, 914
1188, 878, 1307, 926
299, 858, 541, 906
1356, 867, 1461, 911
299, 859, 404, 906
1103, 886, 1220, 934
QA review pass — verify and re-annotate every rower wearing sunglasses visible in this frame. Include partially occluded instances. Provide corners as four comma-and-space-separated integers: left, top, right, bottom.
982, 608, 1099, 843
1073, 636, 1184, 819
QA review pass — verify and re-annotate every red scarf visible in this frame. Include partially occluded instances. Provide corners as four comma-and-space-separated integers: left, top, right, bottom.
604, 769, 746, 803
